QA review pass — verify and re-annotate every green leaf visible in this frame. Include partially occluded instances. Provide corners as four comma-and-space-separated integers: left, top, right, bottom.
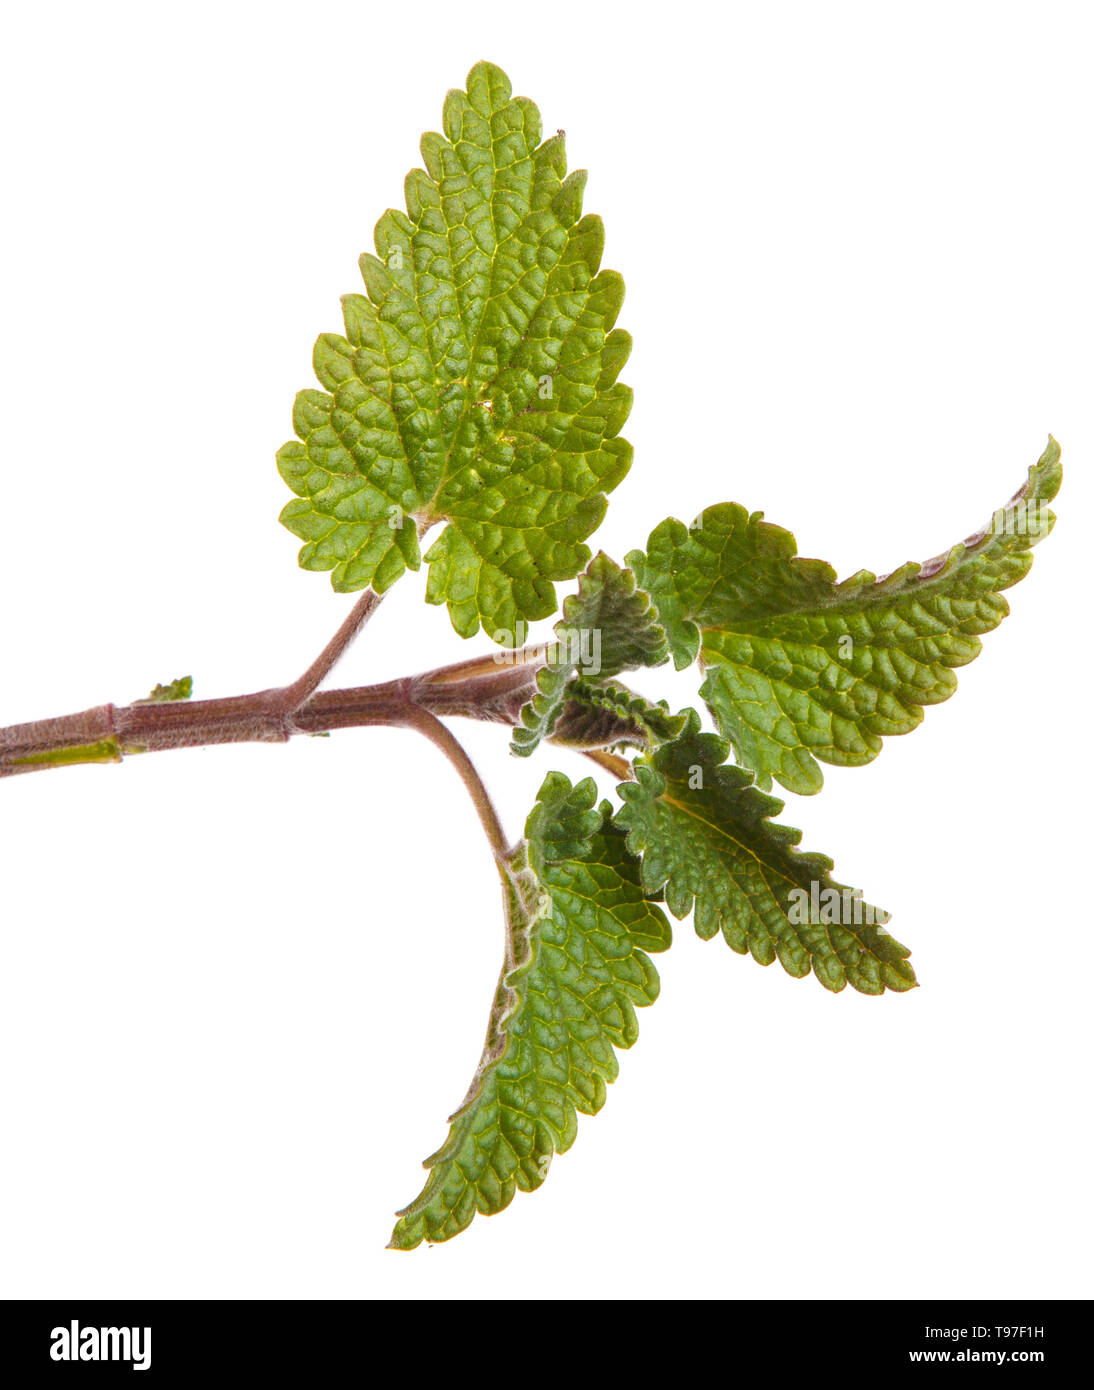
278, 61, 633, 637
628, 440, 1062, 793
551, 678, 687, 751
615, 711, 916, 995
511, 554, 667, 756
389, 773, 669, 1249
138, 676, 193, 704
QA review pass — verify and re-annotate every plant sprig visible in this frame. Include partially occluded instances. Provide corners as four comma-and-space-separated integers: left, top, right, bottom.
0, 61, 1061, 1250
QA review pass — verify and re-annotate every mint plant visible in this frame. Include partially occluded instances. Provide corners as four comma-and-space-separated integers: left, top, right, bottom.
0, 62, 1061, 1250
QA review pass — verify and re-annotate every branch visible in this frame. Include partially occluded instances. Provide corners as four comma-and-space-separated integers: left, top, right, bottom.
0, 646, 643, 783
394, 704, 511, 860
265, 588, 384, 724
0, 650, 541, 778
581, 748, 634, 782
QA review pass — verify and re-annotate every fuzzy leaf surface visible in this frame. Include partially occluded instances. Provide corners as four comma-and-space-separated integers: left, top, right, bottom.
615, 712, 915, 995
278, 61, 632, 637
551, 678, 687, 752
511, 554, 667, 756
628, 441, 1061, 793
139, 677, 193, 704
389, 774, 669, 1249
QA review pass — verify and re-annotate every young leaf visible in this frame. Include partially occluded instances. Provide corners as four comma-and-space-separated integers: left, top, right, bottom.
277, 61, 633, 638
389, 774, 670, 1249
615, 711, 915, 995
137, 676, 193, 704
510, 554, 667, 756
552, 678, 687, 751
628, 440, 1062, 793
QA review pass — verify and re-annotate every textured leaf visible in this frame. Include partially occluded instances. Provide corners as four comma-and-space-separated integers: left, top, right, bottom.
551, 678, 686, 751
278, 61, 633, 638
615, 711, 915, 995
138, 677, 192, 704
389, 773, 669, 1249
628, 440, 1062, 793
511, 554, 667, 756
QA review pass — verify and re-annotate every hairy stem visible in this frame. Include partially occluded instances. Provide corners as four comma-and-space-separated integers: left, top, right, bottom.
0, 644, 640, 787
581, 748, 634, 781
267, 588, 384, 723
394, 703, 511, 860
0, 649, 545, 778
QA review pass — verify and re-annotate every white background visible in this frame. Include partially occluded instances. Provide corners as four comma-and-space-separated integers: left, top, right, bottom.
0, 0, 1089, 1300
